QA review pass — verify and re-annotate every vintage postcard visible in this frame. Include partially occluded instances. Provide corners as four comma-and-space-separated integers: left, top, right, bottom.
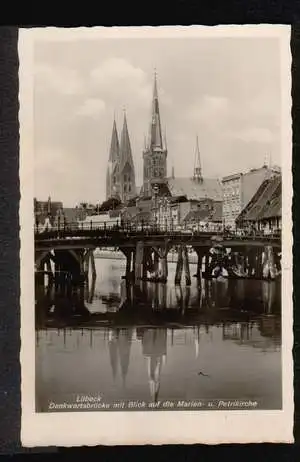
19, 25, 293, 446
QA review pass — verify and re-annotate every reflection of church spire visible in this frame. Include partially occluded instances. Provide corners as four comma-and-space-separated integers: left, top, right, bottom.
148, 356, 162, 402
118, 329, 133, 386
108, 330, 119, 381
141, 328, 167, 402
107, 328, 133, 384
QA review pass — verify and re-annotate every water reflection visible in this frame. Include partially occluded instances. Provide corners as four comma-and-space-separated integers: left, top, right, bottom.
35, 260, 282, 411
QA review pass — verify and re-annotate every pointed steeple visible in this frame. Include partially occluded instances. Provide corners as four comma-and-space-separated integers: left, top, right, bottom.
108, 330, 119, 382
106, 116, 120, 200
120, 110, 134, 171
109, 117, 119, 163
149, 70, 163, 150
119, 110, 136, 201
193, 135, 203, 183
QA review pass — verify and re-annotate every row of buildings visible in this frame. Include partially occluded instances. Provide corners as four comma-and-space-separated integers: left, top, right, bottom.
35, 73, 282, 234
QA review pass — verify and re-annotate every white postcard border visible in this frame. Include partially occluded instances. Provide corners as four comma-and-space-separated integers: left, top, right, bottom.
19, 25, 294, 446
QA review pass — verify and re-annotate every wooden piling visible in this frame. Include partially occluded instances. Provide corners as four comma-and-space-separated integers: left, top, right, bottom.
83, 250, 90, 280
160, 254, 168, 283
262, 245, 276, 279
135, 241, 144, 281
194, 249, 202, 280
183, 245, 191, 286
175, 245, 183, 285
125, 249, 132, 280
153, 251, 159, 278
90, 250, 96, 278
142, 247, 149, 280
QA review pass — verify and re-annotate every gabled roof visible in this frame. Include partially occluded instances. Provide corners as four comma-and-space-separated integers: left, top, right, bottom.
236, 175, 281, 223
183, 202, 222, 223
54, 207, 86, 223
167, 177, 222, 201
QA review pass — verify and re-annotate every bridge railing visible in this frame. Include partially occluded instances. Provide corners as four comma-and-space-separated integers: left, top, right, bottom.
34, 219, 282, 242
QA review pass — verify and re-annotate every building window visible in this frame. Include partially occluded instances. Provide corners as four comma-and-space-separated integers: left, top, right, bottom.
124, 184, 127, 192
128, 184, 131, 192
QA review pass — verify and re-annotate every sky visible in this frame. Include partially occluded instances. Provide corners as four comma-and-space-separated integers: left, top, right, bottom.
33, 32, 282, 206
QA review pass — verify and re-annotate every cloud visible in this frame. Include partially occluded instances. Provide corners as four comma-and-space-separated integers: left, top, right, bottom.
187, 95, 230, 125
75, 98, 106, 118
35, 63, 84, 96
90, 58, 153, 108
228, 127, 274, 144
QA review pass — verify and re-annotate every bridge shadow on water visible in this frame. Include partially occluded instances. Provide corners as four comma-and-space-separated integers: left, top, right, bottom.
35, 277, 281, 343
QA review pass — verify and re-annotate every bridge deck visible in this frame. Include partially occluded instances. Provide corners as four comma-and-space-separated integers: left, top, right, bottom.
35, 227, 281, 251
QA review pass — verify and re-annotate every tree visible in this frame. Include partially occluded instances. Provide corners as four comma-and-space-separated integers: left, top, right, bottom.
99, 197, 122, 212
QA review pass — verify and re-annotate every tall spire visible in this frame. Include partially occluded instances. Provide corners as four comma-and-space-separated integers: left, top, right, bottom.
109, 117, 119, 162
120, 110, 134, 171
119, 110, 136, 201
149, 70, 163, 149
193, 135, 203, 182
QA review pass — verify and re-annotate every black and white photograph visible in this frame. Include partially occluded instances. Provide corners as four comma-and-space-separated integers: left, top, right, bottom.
19, 26, 293, 446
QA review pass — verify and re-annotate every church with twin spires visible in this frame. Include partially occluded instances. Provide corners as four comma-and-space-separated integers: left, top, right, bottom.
106, 72, 222, 204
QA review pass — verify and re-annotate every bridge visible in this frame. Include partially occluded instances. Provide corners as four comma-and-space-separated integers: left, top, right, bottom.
34, 221, 281, 287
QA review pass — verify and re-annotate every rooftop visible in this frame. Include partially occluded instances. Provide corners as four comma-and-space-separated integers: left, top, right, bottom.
167, 177, 222, 202
236, 175, 281, 223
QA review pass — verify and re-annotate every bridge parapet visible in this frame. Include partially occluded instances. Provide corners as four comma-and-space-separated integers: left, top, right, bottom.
34, 220, 281, 246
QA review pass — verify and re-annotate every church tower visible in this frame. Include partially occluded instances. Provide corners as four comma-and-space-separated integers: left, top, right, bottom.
106, 117, 120, 200
142, 72, 168, 198
193, 135, 203, 183
119, 111, 136, 203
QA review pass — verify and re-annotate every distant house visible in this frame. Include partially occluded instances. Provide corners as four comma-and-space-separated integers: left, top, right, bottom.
182, 200, 222, 231
34, 197, 64, 233
235, 175, 281, 234
53, 207, 87, 230
34, 197, 63, 227
222, 165, 280, 228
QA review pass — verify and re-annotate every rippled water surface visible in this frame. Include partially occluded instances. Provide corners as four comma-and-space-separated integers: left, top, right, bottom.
36, 258, 282, 412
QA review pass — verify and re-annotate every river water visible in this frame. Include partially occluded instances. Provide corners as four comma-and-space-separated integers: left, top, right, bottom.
35, 258, 282, 412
